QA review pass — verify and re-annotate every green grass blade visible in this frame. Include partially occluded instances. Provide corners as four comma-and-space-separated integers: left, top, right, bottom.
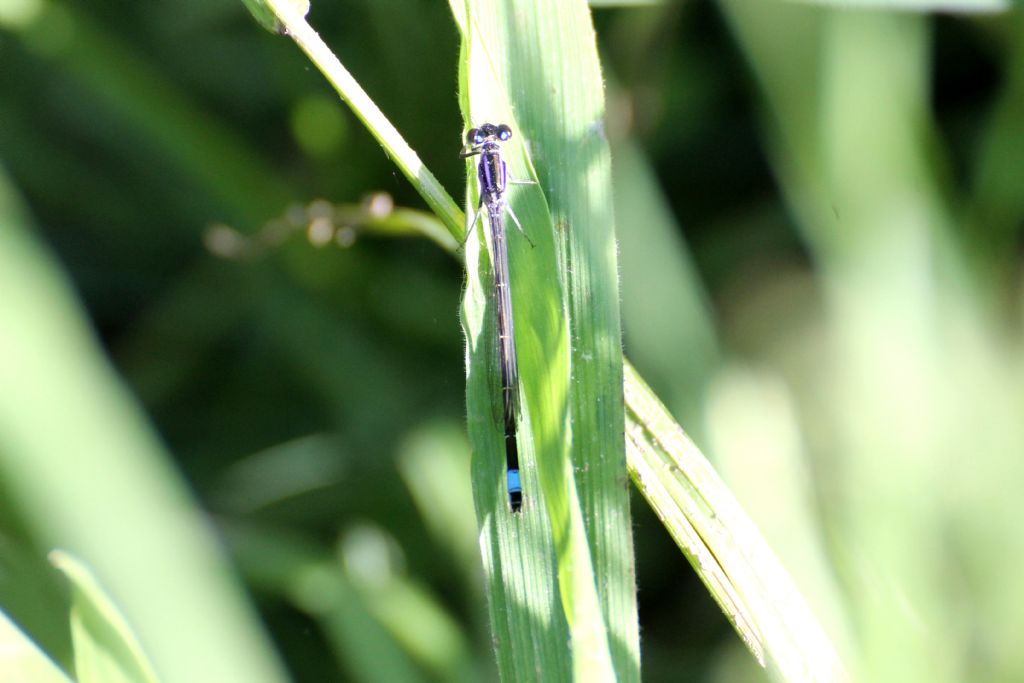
0, 165, 287, 683
624, 363, 848, 683
49, 552, 159, 683
0, 608, 72, 683
455, 1, 638, 681
455, 14, 573, 682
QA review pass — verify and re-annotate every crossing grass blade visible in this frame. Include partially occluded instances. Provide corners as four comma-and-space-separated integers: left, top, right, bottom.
624, 363, 849, 683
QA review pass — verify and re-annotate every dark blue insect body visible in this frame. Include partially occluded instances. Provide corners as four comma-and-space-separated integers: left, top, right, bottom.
461, 122, 531, 512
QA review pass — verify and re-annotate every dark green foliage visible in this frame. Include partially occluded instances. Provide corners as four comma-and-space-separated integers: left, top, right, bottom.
1, 1, 1023, 682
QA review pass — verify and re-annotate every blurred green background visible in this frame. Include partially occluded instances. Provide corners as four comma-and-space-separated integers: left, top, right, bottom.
2, 0, 1023, 682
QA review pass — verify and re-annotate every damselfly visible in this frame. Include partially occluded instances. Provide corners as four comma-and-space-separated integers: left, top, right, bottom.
461, 122, 534, 513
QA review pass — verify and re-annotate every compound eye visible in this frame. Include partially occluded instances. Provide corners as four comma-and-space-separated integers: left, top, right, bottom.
466, 128, 484, 145
497, 124, 512, 141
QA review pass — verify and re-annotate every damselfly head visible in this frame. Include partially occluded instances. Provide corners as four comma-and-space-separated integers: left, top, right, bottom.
466, 123, 513, 146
